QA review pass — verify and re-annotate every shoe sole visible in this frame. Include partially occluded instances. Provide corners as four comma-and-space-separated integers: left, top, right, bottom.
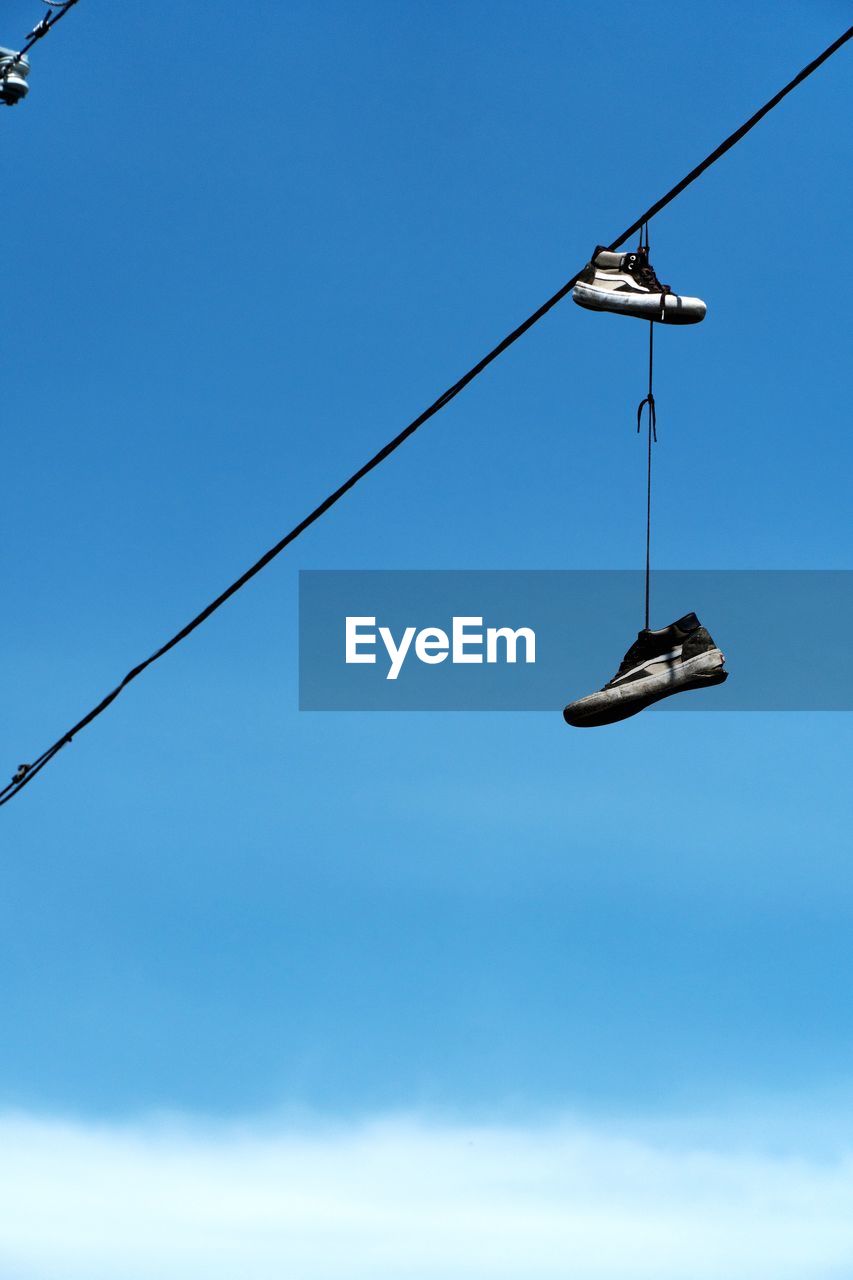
572, 283, 706, 325
563, 649, 728, 728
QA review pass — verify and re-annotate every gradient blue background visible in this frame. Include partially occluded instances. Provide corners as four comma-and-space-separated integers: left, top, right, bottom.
1, 1, 851, 1119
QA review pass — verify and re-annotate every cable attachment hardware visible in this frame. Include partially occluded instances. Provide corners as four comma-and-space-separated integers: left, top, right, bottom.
11, 764, 30, 785
1, 0, 80, 106
0, 49, 30, 105
26, 18, 51, 41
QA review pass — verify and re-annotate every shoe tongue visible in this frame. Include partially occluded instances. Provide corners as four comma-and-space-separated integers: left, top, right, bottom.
593, 248, 623, 269
639, 613, 700, 641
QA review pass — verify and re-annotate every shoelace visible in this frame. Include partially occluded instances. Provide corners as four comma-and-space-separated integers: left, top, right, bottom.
633, 251, 673, 314
634, 260, 664, 291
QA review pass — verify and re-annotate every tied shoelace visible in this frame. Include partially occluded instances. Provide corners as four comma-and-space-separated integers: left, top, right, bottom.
633, 249, 673, 314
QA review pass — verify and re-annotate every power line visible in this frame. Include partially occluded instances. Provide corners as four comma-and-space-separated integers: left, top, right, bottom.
2, 22, 851, 807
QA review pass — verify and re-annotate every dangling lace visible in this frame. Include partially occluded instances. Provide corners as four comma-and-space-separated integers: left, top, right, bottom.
635, 223, 657, 631
634, 223, 672, 316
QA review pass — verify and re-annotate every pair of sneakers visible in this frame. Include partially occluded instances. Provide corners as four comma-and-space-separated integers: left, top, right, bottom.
564, 244, 725, 726
572, 243, 706, 324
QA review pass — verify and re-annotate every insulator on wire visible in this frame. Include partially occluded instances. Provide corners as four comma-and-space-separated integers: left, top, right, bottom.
0, 48, 30, 105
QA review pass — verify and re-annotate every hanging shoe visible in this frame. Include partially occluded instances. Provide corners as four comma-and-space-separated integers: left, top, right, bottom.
563, 612, 727, 728
572, 245, 706, 324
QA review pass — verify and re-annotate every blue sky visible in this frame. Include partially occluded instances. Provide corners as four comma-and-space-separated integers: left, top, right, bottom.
1, 1, 852, 1274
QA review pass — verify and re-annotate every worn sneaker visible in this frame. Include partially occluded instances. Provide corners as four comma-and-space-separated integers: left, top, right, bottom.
563, 612, 727, 728
572, 245, 706, 324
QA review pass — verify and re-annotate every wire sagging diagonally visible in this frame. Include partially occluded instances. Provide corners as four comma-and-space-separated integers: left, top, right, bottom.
2, 23, 851, 807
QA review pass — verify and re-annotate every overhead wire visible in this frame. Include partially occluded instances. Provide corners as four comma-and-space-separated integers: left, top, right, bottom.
2, 22, 851, 806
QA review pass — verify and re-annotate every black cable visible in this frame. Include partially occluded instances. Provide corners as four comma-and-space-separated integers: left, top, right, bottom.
638, 321, 657, 632
645, 395, 653, 631
2, 23, 851, 806
633, 222, 659, 633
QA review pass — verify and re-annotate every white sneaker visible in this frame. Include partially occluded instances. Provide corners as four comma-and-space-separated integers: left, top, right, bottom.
573, 245, 706, 324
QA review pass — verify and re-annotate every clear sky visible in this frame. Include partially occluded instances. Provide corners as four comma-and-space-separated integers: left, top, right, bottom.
1, 2, 852, 1276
